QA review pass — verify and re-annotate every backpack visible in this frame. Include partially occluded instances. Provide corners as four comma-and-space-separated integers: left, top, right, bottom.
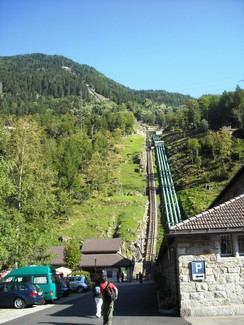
93, 285, 101, 295
104, 283, 116, 302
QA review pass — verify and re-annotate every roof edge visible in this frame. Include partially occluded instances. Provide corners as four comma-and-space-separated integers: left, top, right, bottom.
169, 194, 244, 233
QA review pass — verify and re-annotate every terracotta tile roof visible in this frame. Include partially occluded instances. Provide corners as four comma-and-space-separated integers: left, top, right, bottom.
169, 194, 244, 235
81, 238, 121, 253
49, 246, 65, 266
80, 253, 132, 268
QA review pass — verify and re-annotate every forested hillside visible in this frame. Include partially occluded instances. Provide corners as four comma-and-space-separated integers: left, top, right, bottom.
154, 88, 244, 216
0, 53, 243, 269
0, 53, 191, 108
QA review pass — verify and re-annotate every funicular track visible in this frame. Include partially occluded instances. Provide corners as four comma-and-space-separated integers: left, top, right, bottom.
145, 136, 157, 262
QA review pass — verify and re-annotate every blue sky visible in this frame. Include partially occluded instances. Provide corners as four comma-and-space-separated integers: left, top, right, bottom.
0, 0, 243, 98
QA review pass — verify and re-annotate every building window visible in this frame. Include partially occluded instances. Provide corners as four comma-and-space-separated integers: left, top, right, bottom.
107, 270, 113, 278
238, 234, 244, 256
220, 234, 232, 256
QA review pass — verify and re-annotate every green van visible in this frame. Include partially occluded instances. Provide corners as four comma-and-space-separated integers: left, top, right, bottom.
3, 265, 61, 302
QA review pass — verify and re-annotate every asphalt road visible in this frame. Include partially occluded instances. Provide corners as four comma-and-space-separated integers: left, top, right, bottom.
0, 281, 190, 325
1, 282, 243, 325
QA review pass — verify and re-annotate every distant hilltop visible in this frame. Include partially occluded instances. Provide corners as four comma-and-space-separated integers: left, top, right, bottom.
0, 53, 192, 106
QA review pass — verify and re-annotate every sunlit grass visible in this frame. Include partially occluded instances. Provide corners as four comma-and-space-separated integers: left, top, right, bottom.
54, 133, 148, 255
119, 134, 146, 193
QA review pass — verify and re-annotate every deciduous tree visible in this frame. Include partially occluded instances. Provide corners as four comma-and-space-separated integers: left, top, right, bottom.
0, 118, 59, 267
63, 239, 81, 270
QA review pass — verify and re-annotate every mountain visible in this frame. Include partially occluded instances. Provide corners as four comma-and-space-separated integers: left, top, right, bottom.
0, 53, 192, 106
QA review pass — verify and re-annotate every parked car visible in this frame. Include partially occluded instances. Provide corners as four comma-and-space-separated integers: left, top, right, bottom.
66, 275, 89, 293
0, 282, 45, 309
3, 265, 62, 302
60, 278, 71, 297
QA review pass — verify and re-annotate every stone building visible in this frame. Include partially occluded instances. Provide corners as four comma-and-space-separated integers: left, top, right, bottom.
157, 166, 244, 317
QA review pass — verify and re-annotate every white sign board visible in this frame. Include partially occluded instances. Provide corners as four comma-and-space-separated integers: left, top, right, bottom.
191, 260, 205, 280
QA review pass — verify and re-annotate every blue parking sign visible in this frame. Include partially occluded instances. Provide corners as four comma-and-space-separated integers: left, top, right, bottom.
191, 260, 205, 280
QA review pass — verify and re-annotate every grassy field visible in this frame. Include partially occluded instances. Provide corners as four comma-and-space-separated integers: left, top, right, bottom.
54, 133, 148, 257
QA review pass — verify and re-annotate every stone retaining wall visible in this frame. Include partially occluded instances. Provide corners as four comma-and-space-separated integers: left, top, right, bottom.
176, 235, 244, 316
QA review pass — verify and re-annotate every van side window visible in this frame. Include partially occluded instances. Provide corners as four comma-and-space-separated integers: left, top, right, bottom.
52, 275, 58, 283
34, 276, 48, 284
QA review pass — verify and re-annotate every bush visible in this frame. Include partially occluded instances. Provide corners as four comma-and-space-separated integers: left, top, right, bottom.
211, 167, 229, 181
70, 270, 91, 282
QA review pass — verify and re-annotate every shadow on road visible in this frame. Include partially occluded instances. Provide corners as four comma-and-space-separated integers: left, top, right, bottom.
37, 282, 191, 325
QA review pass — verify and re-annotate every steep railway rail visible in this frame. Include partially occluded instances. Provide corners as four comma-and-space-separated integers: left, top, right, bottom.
145, 136, 158, 262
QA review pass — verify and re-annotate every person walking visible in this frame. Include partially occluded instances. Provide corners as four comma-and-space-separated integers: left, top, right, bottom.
93, 277, 103, 318
139, 271, 143, 283
100, 275, 118, 325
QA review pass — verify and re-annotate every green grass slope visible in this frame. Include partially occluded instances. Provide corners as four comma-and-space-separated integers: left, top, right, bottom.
163, 130, 243, 217
53, 133, 148, 257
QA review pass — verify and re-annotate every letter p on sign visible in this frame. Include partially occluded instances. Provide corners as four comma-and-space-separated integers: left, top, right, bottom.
195, 262, 202, 272
191, 260, 205, 280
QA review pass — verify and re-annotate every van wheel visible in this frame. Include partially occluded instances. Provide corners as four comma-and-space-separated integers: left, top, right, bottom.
77, 286, 84, 293
14, 298, 26, 309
